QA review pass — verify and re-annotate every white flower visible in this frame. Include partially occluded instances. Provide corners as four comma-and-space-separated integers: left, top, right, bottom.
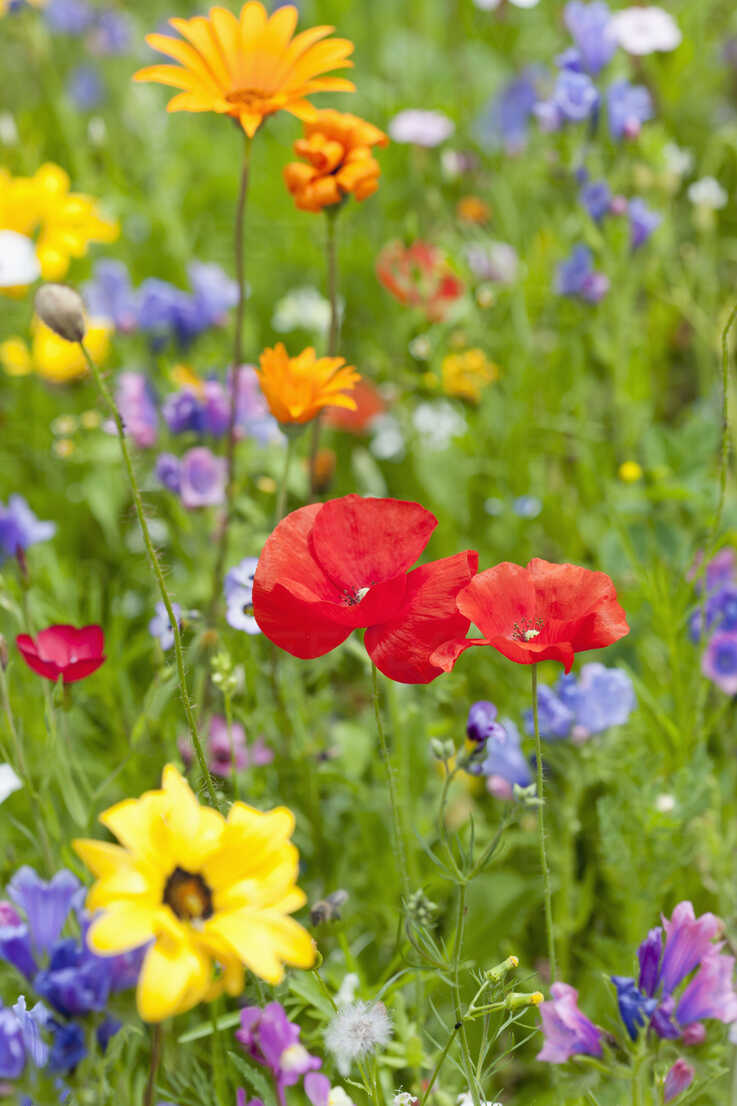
272, 286, 333, 336
388, 110, 454, 147
474, 0, 538, 8
457, 1095, 503, 1106
687, 176, 728, 209
0, 231, 41, 289
412, 401, 467, 451
393, 1095, 417, 1106
370, 414, 405, 461
0, 112, 18, 145
335, 972, 360, 1008
324, 1001, 392, 1077
0, 764, 22, 805
328, 1090, 355, 1106
655, 793, 676, 813
607, 7, 682, 55
663, 142, 693, 178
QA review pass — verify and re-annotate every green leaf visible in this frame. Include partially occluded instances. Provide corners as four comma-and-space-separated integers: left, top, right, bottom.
288, 969, 336, 1019
226, 1050, 278, 1106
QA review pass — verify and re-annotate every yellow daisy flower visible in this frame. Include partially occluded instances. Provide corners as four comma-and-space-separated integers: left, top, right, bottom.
74, 764, 315, 1022
441, 348, 499, 403
1, 318, 111, 383
257, 342, 360, 425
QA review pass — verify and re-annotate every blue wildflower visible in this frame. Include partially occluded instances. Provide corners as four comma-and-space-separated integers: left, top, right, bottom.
67, 65, 104, 111
162, 390, 205, 435
0, 495, 55, 563
188, 261, 238, 328
83, 261, 139, 333
638, 927, 663, 997
689, 583, 737, 642
148, 601, 182, 651
555, 245, 609, 303
225, 557, 260, 634
480, 719, 533, 799
563, 1, 617, 74
155, 453, 182, 494
475, 68, 541, 153
7, 868, 79, 958
512, 494, 542, 518
44, 0, 93, 34
90, 8, 131, 54
580, 179, 612, 222
551, 69, 599, 123
466, 701, 506, 744
629, 198, 662, 248
607, 79, 653, 140
48, 1020, 86, 1074
612, 976, 658, 1040
524, 663, 635, 740
525, 684, 575, 740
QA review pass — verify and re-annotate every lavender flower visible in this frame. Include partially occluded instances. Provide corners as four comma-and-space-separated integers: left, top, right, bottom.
480, 719, 533, 799
83, 261, 139, 333
188, 261, 238, 327
689, 584, 737, 641
676, 951, 737, 1026
664, 1059, 694, 1103
178, 447, 226, 508
660, 903, 723, 995
115, 372, 158, 448
629, 198, 662, 248
466, 701, 506, 744
66, 65, 104, 111
555, 245, 609, 303
525, 664, 635, 741
89, 9, 132, 55
550, 69, 599, 123
44, 0, 93, 34
202, 379, 231, 436
225, 556, 260, 633
580, 179, 612, 222
155, 452, 181, 494
162, 390, 204, 435
611, 976, 657, 1039
638, 927, 663, 996
465, 241, 518, 283
536, 982, 602, 1062
0, 998, 49, 1079
0, 495, 55, 562
563, 1, 616, 74
701, 632, 737, 694
231, 366, 282, 445
689, 548, 736, 593
148, 601, 182, 651
475, 70, 540, 153
179, 716, 273, 777
236, 1002, 321, 1101
607, 80, 653, 140
388, 110, 454, 147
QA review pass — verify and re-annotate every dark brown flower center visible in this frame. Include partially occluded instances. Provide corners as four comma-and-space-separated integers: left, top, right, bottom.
163, 867, 213, 921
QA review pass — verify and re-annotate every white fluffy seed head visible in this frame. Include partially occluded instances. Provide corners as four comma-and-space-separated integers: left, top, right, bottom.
324, 1001, 392, 1076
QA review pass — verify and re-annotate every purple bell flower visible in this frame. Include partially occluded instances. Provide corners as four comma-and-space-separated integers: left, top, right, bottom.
688, 584, 737, 642
629, 198, 662, 248
34, 939, 111, 1018
701, 631, 737, 694
556, 47, 584, 72
664, 1059, 694, 1102
155, 453, 182, 494
580, 179, 612, 222
480, 719, 533, 799
179, 447, 226, 509
0, 495, 56, 563
573, 664, 636, 737
48, 1019, 86, 1074
475, 68, 541, 153
7, 868, 80, 957
563, 1, 617, 74
188, 261, 238, 328
612, 976, 657, 1040
688, 548, 737, 593
676, 951, 737, 1026
659, 902, 722, 995
231, 366, 282, 445
162, 390, 205, 435
466, 701, 505, 744
202, 379, 231, 436
555, 245, 609, 303
537, 982, 602, 1062
551, 69, 599, 122
236, 1002, 321, 1104
607, 79, 653, 139
524, 684, 574, 740
638, 926, 663, 996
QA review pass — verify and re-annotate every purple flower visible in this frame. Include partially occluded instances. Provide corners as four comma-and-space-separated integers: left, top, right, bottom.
525, 684, 575, 740
155, 452, 181, 494
573, 663, 636, 736
555, 245, 609, 302
0, 998, 49, 1079
148, 601, 182, 651
682, 1022, 706, 1045
48, 1019, 86, 1074
551, 69, 599, 122
44, 0, 93, 34
676, 951, 737, 1026
137, 279, 192, 349
465, 241, 518, 283
580, 179, 612, 222
0, 926, 36, 980
7, 868, 80, 958
612, 976, 657, 1040
689, 548, 737, 593
659, 902, 723, 995
689, 584, 737, 642
225, 556, 260, 633
607, 79, 653, 139
34, 938, 111, 1018
638, 927, 663, 997
11, 997, 49, 1069
537, 982, 602, 1063
304, 1073, 332, 1106
89, 9, 132, 55
202, 379, 231, 436
179, 447, 226, 509
388, 110, 454, 147
188, 262, 238, 328
83, 261, 139, 333
231, 366, 281, 445
236, 1003, 321, 1105
481, 719, 533, 799
179, 716, 272, 776
0, 903, 20, 927
115, 372, 158, 448
0, 495, 55, 563
563, 2, 617, 74
67, 65, 104, 111
162, 390, 205, 435
466, 701, 506, 744
475, 69, 540, 153
629, 198, 661, 248
701, 632, 737, 694
664, 1059, 694, 1102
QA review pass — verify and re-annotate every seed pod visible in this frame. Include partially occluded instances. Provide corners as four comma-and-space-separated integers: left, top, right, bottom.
34, 284, 87, 343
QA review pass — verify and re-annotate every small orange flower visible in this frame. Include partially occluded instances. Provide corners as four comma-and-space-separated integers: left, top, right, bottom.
257, 343, 360, 426
457, 195, 491, 224
284, 109, 388, 212
133, 3, 355, 138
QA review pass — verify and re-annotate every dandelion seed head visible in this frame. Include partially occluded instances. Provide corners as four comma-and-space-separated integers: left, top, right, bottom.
324, 1001, 392, 1076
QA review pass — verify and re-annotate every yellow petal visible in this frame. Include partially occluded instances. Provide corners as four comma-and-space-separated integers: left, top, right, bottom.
136, 935, 211, 1022
206, 908, 315, 984
87, 901, 158, 954
73, 838, 130, 878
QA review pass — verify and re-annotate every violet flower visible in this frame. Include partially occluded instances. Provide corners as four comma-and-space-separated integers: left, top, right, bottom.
388, 110, 454, 147
155, 452, 181, 494
563, 1, 616, 74
148, 601, 182, 651
611, 976, 657, 1040
629, 198, 662, 249
580, 180, 612, 222
480, 719, 533, 799
0, 495, 55, 563
236, 1002, 321, 1106
179, 447, 226, 509
537, 982, 602, 1062
555, 245, 609, 303
607, 80, 653, 140
664, 1059, 694, 1102
115, 372, 158, 448
701, 632, 737, 694
83, 261, 139, 333
659, 902, 722, 994
676, 951, 737, 1026
225, 556, 261, 633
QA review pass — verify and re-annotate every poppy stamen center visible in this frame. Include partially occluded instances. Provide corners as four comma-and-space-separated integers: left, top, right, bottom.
163, 867, 213, 921
512, 617, 544, 642
343, 585, 371, 607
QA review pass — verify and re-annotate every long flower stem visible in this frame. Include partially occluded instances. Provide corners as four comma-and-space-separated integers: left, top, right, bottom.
275, 433, 297, 523
452, 882, 481, 1106
309, 208, 340, 498
0, 664, 54, 871
371, 663, 410, 904
144, 1023, 163, 1106
79, 341, 217, 807
210, 135, 254, 612
532, 663, 557, 982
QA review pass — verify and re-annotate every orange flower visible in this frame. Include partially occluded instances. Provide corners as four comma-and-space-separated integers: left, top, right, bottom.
456, 195, 491, 224
284, 109, 388, 212
133, 3, 355, 138
257, 343, 360, 425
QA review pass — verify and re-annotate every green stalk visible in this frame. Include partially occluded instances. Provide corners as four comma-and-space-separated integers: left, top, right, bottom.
309, 207, 340, 498
144, 1023, 163, 1106
0, 664, 54, 871
79, 341, 217, 807
371, 663, 410, 904
452, 882, 481, 1106
532, 663, 557, 982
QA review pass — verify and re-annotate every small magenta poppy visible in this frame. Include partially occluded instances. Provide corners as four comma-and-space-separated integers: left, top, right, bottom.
16, 625, 106, 683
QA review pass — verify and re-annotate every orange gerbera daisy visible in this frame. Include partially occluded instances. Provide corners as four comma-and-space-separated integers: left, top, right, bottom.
257, 343, 360, 426
284, 109, 388, 212
133, 3, 355, 138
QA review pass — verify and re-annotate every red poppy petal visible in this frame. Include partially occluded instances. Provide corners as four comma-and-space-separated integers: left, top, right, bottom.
488, 635, 576, 672
74, 624, 105, 660
429, 636, 488, 672
308, 495, 437, 592
35, 625, 81, 666
253, 581, 353, 659
456, 562, 535, 640
61, 656, 107, 683
364, 551, 478, 684
253, 503, 343, 603
16, 636, 60, 681
527, 559, 628, 650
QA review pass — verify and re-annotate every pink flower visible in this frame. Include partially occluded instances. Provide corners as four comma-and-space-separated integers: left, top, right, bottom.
676, 950, 737, 1026
664, 1059, 694, 1102
659, 902, 723, 993
537, 982, 602, 1063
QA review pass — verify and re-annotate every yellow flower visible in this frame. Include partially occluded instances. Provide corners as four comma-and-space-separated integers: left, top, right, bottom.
2, 318, 111, 383
441, 348, 498, 403
618, 460, 643, 483
0, 163, 118, 294
257, 342, 360, 425
456, 195, 490, 224
74, 764, 315, 1022
134, 2, 355, 139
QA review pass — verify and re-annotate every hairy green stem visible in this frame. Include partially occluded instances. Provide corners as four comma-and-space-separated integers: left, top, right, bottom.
79, 341, 216, 807
452, 882, 481, 1106
532, 663, 557, 982
309, 208, 340, 498
371, 663, 410, 904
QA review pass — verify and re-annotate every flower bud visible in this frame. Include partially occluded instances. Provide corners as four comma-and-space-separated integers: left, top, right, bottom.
504, 990, 543, 1010
485, 955, 519, 984
430, 737, 455, 761
664, 1059, 694, 1102
34, 284, 87, 343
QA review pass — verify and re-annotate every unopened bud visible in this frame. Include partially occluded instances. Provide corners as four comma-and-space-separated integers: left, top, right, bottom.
504, 990, 543, 1010
485, 955, 519, 984
34, 284, 87, 343
430, 737, 455, 761
513, 782, 543, 808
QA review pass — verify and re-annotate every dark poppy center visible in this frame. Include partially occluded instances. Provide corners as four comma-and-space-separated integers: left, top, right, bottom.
511, 617, 544, 642
163, 867, 213, 921
342, 585, 371, 607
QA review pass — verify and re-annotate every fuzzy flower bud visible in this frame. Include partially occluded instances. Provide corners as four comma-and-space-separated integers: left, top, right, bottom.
485, 955, 519, 984
504, 990, 544, 1010
34, 284, 87, 343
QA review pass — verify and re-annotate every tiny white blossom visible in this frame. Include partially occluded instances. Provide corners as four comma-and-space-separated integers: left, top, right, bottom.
607, 7, 682, 55
687, 176, 728, 210
272, 286, 333, 336
655, 793, 676, 813
413, 401, 467, 451
0, 764, 22, 805
324, 1001, 392, 1076
0, 112, 19, 145
370, 414, 405, 461
393, 1094, 418, 1106
388, 110, 454, 147
328, 1089, 355, 1106
457, 1095, 503, 1106
663, 143, 693, 179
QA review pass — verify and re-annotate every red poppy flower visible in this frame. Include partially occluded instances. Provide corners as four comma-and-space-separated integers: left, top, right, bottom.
323, 378, 386, 434
455, 558, 629, 673
376, 240, 464, 323
252, 494, 478, 683
16, 624, 106, 683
